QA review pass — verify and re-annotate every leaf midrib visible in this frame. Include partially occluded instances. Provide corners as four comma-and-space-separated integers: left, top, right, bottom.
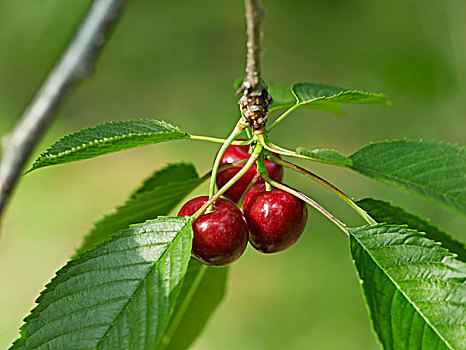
352, 230, 455, 350
43, 131, 187, 159
352, 163, 464, 209
294, 89, 385, 105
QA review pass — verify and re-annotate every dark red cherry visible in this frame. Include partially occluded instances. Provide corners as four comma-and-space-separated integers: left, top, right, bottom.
242, 183, 308, 253
216, 139, 283, 203
178, 196, 249, 266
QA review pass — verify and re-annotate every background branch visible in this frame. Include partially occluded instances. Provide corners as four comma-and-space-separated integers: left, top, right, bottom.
0, 0, 128, 220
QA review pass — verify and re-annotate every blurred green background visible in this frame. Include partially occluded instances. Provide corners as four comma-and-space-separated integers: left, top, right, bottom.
1, 0, 465, 349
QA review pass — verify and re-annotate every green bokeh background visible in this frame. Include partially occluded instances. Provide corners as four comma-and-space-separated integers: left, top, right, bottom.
1, 0, 465, 349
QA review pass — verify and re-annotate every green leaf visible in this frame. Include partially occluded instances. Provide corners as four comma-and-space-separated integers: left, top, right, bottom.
233, 78, 343, 114
131, 163, 198, 199
269, 84, 344, 114
74, 163, 227, 350
296, 147, 353, 167
11, 217, 193, 350
350, 140, 466, 215
159, 260, 228, 350
266, 83, 296, 111
292, 82, 389, 106
357, 198, 466, 262
76, 163, 202, 255
350, 224, 466, 350
28, 119, 189, 172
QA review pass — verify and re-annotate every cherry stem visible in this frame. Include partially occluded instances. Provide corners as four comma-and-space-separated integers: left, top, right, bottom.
267, 155, 377, 225
245, 127, 253, 139
199, 159, 249, 183
266, 103, 300, 132
193, 143, 263, 220
255, 155, 271, 190
238, 172, 261, 206
208, 125, 244, 204
262, 175, 348, 235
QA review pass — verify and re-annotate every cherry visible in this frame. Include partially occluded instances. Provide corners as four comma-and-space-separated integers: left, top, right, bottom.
242, 183, 308, 253
178, 196, 249, 266
216, 140, 283, 202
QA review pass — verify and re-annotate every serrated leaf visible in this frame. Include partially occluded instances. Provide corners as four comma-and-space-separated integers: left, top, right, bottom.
11, 217, 193, 350
296, 147, 353, 167
269, 84, 344, 114
159, 260, 228, 350
28, 119, 189, 172
357, 198, 466, 262
74, 162, 227, 350
350, 140, 466, 215
292, 82, 389, 106
350, 224, 466, 350
76, 163, 202, 255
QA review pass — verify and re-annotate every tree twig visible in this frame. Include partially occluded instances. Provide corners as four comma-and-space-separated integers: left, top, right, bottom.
0, 0, 128, 220
243, 0, 265, 92
238, 0, 271, 131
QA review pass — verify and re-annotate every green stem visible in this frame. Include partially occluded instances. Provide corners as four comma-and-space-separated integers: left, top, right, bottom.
190, 134, 250, 145
263, 174, 348, 234
268, 155, 377, 225
260, 135, 350, 167
199, 159, 249, 183
245, 127, 253, 139
267, 103, 300, 132
267, 142, 296, 154
208, 126, 244, 202
193, 143, 263, 220
255, 155, 268, 176
255, 155, 271, 190
258, 134, 295, 157
238, 172, 261, 206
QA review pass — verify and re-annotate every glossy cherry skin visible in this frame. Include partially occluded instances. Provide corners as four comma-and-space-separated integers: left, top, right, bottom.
242, 183, 308, 253
216, 140, 283, 203
178, 196, 249, 266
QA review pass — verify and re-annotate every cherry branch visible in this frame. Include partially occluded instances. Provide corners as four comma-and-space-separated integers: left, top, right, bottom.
238, 0, 271, 131
242, 0, 265, 93
0, 0, 128, 219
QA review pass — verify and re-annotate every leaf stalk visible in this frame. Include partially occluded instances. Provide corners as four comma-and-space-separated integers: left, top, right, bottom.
267, 155, 377, 225
189, 135, 251, 145
267, 103, 300, 132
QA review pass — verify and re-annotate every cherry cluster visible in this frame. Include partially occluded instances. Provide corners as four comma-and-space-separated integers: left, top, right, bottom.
178, 142, 308, 266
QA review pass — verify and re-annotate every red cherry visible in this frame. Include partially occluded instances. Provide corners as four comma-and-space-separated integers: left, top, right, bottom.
178, 196, 249, 266
215, 140, 283, 203
242, 183, 308, 253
